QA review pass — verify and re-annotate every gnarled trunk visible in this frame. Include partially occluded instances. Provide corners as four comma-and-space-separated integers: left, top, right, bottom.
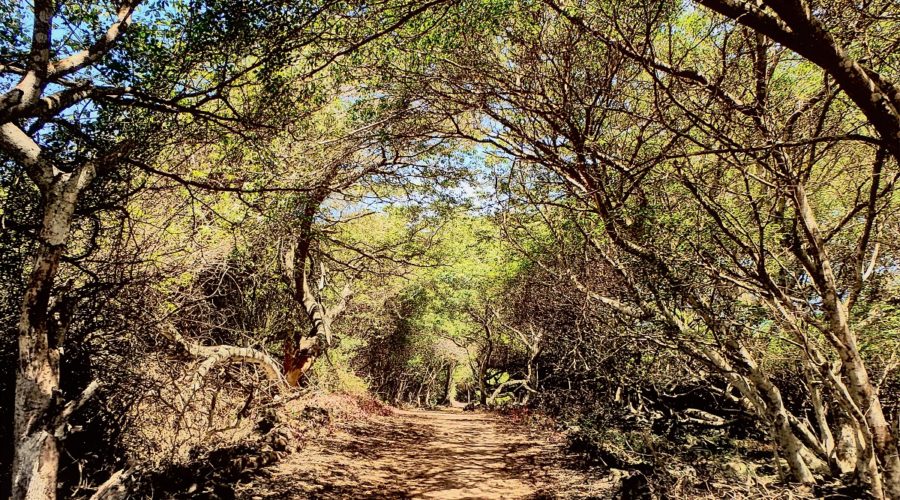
283, 334, 321, 387
281, 237, 352, 386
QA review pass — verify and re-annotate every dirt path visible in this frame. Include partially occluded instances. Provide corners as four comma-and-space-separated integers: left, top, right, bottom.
243, 408, 607, 499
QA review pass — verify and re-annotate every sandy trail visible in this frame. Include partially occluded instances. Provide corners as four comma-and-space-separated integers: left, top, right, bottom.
246, 408, 603, 499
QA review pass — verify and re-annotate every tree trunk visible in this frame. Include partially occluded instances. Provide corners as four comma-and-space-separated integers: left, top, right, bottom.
13, 175, 88, 500
793, 185, 900, 498
477, 318, 493, 407
283, 335, 320, 387
477, 343, 492, 407
698, 344, 815, 483
804, 362, 836, 463
281, 229, 351, 387
441, 363, 457, 405
735, 344, 817, 483
477, 364, 487, 407
817, 354, 884, 496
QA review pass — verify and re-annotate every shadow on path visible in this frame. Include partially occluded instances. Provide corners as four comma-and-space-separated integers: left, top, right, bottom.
246, 409, 591, 499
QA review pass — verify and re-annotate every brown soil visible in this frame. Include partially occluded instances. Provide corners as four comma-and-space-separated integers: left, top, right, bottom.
240, 408, 610, 499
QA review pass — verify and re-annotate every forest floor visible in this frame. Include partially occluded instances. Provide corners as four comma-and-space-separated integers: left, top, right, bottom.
238, 407, 611, 499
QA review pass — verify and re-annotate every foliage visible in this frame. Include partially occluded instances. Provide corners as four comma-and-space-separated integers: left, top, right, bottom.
3, 0, 900, 497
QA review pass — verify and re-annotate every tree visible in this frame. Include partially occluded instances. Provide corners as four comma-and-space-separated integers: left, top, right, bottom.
677, 3, 900, 493
384, 0, 900, 494
0, 0, 453, 496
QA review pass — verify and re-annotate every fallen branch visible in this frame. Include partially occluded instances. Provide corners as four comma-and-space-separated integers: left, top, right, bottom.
160, 324, 286, 401
89, 468, 134, 500
487, 379, 535, 404
679, 408, 730, 427
189, 345, 285, 391
54, 380, 101, 437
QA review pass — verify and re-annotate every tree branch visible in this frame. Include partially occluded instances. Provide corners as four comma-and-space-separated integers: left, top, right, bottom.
51, 1, 141, 78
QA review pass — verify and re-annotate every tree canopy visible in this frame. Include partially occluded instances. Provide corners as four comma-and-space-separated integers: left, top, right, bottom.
2, 0, 900, 498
